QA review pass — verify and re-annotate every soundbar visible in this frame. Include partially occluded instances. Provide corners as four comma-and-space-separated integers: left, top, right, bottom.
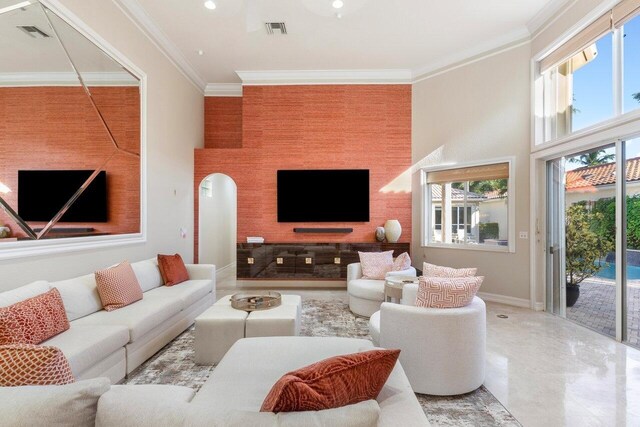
293, 228, 353, 233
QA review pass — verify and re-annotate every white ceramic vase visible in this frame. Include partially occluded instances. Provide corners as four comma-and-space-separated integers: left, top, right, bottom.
384, 220, 402, 243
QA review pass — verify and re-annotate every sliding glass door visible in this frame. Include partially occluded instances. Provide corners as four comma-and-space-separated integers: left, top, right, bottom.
546, 140, 640, 347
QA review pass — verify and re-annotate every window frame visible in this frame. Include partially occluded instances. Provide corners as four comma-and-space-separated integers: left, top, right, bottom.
535, 6, 640, 148
421, 157, 516, 253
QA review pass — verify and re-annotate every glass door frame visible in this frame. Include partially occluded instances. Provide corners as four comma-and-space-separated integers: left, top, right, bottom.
544, 139, 630, 343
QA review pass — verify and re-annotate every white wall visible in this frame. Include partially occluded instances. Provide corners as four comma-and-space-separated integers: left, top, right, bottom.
198, 174, 237, 271
0, 0, 204, 290
411, 43, 532, 302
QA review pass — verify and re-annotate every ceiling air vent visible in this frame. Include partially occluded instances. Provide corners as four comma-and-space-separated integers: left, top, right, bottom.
265, 22, 287, 35
17, 25, 50, 38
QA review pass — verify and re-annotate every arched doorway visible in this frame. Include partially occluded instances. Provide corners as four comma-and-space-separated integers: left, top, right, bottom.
198, 173, 237, 287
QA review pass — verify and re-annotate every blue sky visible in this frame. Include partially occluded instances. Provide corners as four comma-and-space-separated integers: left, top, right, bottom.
570, 16, 640, 161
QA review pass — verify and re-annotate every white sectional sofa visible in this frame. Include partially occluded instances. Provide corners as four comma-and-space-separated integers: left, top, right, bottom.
95, 337, 430, 426
0, 258, 216, 383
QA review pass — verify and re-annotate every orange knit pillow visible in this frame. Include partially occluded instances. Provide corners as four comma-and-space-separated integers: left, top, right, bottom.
261, 349, 400, 413
0, 288, 69, 345
95, 261, 143, 311
0, 344, 74, 386
157, 254, 189, 286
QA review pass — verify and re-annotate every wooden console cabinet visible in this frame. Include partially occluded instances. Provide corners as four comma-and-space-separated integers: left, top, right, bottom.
237, 242, 410, 280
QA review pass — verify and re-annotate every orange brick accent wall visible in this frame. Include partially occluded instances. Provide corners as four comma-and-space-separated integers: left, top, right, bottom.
204, 97, 242, 148
0, 86, 140, 238
195, 85, 412, 260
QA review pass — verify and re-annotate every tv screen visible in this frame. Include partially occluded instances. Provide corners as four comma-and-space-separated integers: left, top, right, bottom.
277, 169, 369, 222
18, 170, 108, 222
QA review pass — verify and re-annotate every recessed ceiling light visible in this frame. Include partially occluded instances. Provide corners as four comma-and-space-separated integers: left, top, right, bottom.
332, 0, 344, 9
204, 0, 216, 10
197, 50, 204, 56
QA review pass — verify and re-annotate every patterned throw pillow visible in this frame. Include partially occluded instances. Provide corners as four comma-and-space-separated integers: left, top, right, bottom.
358, 251, 394, 280
95, 261, 143, 311
392, 252, 411, 271
0, 288, 70, 345
416, 276, 484, 308
157, 254, 190, 286
0, 344, 74, 386
261, 349, 400, 413
422, 262, 477, 278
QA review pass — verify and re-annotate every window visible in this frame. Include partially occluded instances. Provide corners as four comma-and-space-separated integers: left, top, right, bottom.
424, 162, 512, 251
537, 0, 640, 144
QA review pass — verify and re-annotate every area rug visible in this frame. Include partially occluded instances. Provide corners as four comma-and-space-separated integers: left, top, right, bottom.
125, 298, 521, 426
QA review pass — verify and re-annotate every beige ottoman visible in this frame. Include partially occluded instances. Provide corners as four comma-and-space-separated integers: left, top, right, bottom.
194, 305, 247, 365
195, 295, 302, 365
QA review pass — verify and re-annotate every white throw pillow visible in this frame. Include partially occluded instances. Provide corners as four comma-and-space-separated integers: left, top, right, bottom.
52, 274, 103, 321
0, 280, 50, 307
130, 259, 164, 293
0, 377, 110, 427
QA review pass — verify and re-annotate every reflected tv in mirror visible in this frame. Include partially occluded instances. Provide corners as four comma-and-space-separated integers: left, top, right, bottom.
277, 169, 370, 222
18, 170, 107, 222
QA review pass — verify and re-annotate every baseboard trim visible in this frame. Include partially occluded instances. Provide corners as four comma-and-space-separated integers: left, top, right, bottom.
216, 262, 236, 282
477, 291, 532, 309
236, 279, 347, 289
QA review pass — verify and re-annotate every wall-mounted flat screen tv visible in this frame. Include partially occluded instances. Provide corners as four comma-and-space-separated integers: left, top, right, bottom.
18, 170, 108, 222
277, 169, 369, 222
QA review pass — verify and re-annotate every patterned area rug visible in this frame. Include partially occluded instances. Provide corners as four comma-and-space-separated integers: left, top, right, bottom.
125, 298, 521, 426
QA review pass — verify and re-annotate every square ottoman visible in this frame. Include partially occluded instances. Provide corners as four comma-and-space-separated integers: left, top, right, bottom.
194, 305, 248, 365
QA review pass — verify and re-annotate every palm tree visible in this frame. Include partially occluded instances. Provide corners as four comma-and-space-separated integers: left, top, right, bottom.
568, 150, 615, 166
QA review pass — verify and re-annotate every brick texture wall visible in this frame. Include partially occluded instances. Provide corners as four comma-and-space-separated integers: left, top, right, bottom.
195, 85, 412, 261
0, 86, 140, 238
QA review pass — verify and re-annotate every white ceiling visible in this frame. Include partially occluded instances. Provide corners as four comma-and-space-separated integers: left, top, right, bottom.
119, 0, 567, 88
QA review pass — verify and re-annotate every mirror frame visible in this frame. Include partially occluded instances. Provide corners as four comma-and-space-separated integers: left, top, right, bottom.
0, 0, 147, 260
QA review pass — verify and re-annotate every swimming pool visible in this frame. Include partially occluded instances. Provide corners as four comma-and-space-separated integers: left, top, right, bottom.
595, 262, 640, 280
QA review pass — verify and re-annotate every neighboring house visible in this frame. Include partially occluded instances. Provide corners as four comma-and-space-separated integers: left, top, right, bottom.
431, 186, 508, 244
565, 157, 640, 205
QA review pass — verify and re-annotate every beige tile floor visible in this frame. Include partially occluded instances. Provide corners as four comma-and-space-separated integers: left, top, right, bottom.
216, 276, 640, 426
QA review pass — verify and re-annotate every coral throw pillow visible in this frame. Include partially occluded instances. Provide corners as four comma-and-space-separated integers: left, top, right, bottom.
423, 262, 477, 278
0, 344, 74, 386
0, 288, 69, 345
416, 276, 484, 308
157, 254, 190, 286
95, 261, 143, 311
392, 252, 412, 271
261, 349, 400, 413
358, 251, 394, 280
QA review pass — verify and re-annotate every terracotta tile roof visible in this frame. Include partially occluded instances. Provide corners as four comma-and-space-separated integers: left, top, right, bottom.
565, 157, 640, 191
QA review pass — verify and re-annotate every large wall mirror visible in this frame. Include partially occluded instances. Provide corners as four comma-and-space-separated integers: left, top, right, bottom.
0, 0, 142, 255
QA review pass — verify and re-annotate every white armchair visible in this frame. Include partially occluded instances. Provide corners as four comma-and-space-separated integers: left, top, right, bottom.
347, 263, 416, 318
369, 283, 486, 396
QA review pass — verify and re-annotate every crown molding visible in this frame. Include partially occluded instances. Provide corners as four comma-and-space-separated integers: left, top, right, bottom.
527, 0, 575, 36
0, 72, 139, 86
412, 27, 531, 83
205, 83, 243, 97
113, 0, 206, 92
236, 69, 413, 86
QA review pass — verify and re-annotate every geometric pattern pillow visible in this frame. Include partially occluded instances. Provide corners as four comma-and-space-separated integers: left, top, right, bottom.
260, 349, 400, 413
94, 261, 143, 312
358, 251, 394, 280
0, 288, 70, 345
0, 344, 74, 386
415, 276, 484, 308
422, 262, 477, 278
392, 252, 411, 271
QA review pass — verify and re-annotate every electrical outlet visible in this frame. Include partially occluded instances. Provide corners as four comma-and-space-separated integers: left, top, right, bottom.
519, 231, 528, 239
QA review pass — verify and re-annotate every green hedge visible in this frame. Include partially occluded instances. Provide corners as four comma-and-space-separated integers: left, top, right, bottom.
590, 195, 640, 250
479, 223, 499, 242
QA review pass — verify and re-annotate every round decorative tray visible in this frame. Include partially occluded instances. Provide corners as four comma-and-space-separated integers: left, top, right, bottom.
230, 291, 282, 312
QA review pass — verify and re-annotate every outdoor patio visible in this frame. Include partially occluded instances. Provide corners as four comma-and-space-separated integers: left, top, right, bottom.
567, 277, 640, 347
